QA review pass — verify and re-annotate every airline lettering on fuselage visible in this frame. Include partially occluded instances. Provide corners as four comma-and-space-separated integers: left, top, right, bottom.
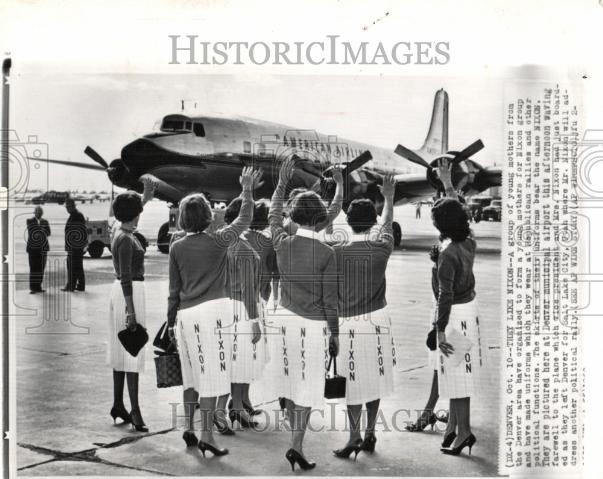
281, 135, 363, 160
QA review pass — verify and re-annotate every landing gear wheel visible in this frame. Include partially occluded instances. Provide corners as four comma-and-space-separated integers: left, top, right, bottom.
157, 222, 172, 254
393, 222, 402, 248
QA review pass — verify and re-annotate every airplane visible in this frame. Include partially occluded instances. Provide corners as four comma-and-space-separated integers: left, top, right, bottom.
30, 89, 501, 252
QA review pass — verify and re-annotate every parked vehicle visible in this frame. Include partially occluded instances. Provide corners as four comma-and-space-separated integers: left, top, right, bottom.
86, 219, 147, 258
467, 196, 492, 222
482, 199, 502, 222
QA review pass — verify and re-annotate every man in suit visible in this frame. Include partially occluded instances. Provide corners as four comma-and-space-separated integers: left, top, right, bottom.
62, 198, 88, 292
26, 206, 51, 294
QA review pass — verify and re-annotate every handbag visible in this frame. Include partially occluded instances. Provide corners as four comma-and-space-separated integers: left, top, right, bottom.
153, 321, 176, 354
324, 355, 346, 399
117, 324, 148, 357
426, 327, 437, 351
154, 351, 183, 388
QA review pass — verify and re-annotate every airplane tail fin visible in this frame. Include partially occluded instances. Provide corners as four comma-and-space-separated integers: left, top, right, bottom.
413, 88, 449, 161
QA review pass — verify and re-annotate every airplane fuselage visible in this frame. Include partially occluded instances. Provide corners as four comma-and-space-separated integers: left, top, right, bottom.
119, 113, 425, 204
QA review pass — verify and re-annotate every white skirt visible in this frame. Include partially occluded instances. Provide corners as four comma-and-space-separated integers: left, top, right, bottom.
338, 308, 397, 405
175, 319, 193, 390
225, 299, 266, 383
176, 298, 233, 398
107, 280, 147, 373
437, 299, 484, 399
264, 308, 329, 409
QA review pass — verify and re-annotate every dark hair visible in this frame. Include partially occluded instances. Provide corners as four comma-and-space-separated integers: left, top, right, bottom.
288, 187, 308, 200
224, 197, 243, 225
251, 199, 269, 230
65, 198, 76, 208
178, 193, 213, 232
286, 187, 309, 212
290, 191, 327, 227
431, 198, 471, 242
112, 192, 143, 222
346, 199, 378, 233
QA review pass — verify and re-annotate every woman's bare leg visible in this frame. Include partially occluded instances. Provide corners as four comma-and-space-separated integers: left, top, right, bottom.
199, 396, 218, 446
450, 397, 471, 447
183, 387, 198, 431
365, 399, 381, 436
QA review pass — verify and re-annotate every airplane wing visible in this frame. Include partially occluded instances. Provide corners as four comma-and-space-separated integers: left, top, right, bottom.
392, 173, 438, 204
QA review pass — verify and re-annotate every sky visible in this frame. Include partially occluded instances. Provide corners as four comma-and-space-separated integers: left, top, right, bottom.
9, 73, 504, 192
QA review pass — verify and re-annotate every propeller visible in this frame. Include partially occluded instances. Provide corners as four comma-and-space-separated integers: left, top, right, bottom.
312, 150, 373, 199
26, 156, 106, 171
394, 144, 430, 168
450, 140, 484, 165
322, 150, 373, 178
84, 146, 109, 169
394, 139, 486, 193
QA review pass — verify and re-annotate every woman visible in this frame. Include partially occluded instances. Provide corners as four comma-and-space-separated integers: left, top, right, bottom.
266, 158, 339, 472
222, 197, 263, 429
234, 199, 279, 417
167, 167, 259, 456
405, 159, 462, 435
329, 175, 398, 459
108, 180, 155, 432
431, 158, 484, 456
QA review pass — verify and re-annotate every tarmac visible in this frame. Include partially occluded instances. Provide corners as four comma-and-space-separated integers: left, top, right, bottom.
12, 203, 502, 476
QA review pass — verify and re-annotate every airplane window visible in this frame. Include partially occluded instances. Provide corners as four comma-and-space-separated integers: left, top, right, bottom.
193, 123, 205, 137
162, 119, 185, 131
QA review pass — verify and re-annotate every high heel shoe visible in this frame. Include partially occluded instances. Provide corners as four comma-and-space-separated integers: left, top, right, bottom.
285, 448, 316, 471
356, 433, 377, 458
198, 440, 228, 457
441, 433, 476, 456
441, 431, 457, 448
229, 409, 258, 429
110, 405, 130, 424
129, 408, 148, 432
213, 418, 235, 436
228, 398, 261, 417
404, 412, 437, 432
182, 431, 198, 447
333, 438, 363, 459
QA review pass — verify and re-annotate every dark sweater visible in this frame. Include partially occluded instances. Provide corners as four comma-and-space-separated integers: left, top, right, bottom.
330, 229, 394, 317
245, 229, 279, 303
269, 181, 339, 335
167, 188, 253, 326
432, 238, 477, 332
111, 229, 145, 297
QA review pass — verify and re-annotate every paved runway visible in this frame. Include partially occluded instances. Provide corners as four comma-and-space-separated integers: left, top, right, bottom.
12, 203, 502, 476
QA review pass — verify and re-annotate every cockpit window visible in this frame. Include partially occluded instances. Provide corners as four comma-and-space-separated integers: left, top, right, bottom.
193, 123, 205, 137
161, 119, 186, 131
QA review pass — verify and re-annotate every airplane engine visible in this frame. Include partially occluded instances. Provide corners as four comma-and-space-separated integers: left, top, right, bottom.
426, 155, 501, 196
107, 159, 131, 189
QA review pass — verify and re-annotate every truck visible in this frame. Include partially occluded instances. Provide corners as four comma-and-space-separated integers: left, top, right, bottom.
86, 219, 148, 258
467, 196, 492, 223
481, 199, 502, 222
